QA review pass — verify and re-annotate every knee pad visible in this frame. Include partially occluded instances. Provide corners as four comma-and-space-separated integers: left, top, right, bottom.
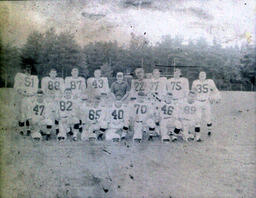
19, 122, 25, 127
46, 125, 52, 129
100, 128, 107, 132
174, 128, 180, 134
195, 127, 200, 133
207, 123, 212, 127
26, 120, 30, 126
55, 120, 59, 125
74, 123, 80, 130
123, 126, 129, 131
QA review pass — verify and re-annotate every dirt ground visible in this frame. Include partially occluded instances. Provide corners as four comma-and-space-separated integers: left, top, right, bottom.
0, 90, 255, 198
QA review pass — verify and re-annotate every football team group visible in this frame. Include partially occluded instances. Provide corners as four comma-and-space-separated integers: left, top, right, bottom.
13, 66, 221, 143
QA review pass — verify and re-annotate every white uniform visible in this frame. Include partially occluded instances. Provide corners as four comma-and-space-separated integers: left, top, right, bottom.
65, 76, 86, 98
41, 77, 64, 99
80, 103, 108, 140
14, 73, 39, 121
177, 99, 202, 140
130, 79, 149, 99
56, 97, 80, 139
167, 77, 189, 102
157, 100, 179, 141
105, 104, 129, 141
87, 77, 109, 98
147, 77, 167, 100
128, 100, 157, 140
192, 79, 220, 123
22, 97, 55, 138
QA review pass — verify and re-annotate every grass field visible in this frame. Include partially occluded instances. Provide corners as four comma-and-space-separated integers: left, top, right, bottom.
0, 89, 255, 198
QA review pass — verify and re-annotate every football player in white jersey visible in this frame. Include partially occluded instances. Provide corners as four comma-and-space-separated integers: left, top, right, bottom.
177, 91, 202, 142
80, 94, 108, 141
167, 68, 189, 103
105, 100, 129, 142
14, 65, 39, 135
128, 92, 158, 142
65, 67, 86, 99
192, 71, 221, 136
56, 88, 80, 141
147, 69, 167, 101
23, 90, 56, 141
157, 92, 180, 142
130, 68, 149, 100
41, 68, 64, 99
87, 69, 110, 99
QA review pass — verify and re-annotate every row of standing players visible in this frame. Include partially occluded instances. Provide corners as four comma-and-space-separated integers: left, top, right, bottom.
13, 66, 221, 142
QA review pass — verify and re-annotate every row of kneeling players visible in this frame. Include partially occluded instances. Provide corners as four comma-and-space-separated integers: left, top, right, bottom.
18, 89, 214, 143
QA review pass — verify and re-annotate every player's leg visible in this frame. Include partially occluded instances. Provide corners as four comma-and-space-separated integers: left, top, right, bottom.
30, 119, 42, 141
194, 123, 201, 142
160, 119, 170, 142
105, 128, 121, 142
98, 121, 108, 141
133, 121, 143, 142
81, 124, 90, 141
57, 118, 68, 141
146, 119, 157, 141
205, 102, 213, 136
121, 125, 129, 140
71, 117, 80, 141
41, 119, 53, 140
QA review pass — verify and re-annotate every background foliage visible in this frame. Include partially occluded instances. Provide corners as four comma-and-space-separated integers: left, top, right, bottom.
0, 28, 255, 90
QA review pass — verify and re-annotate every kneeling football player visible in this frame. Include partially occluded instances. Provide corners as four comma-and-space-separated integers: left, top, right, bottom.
81, 94, 108, 141
56, 88, 80, 141
177, 91, 202, 142
128, 92, 158, 142
25, 90, 55, 141
105, 100, 129, 142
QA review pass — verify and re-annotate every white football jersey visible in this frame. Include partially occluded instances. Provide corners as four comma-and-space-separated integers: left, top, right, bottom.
166, 77, 189, 100
41, 77, 64, 96
192, 79, 217, 101
81, 103, 108, 124
130, 79, 149, 97
157, 100, 178, 120
177, 99, 202, 122
87, 77, 110, 96
65, 76, 86, 96
56, 97, 79, 118
14, 73, 38, 96
108, 104, 128, 129
128, 100, 157, 122
147, 77, 167, 96
23, 97, 56, 121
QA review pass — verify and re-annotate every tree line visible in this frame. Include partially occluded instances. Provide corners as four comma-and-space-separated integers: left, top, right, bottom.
0, 28, 255, 90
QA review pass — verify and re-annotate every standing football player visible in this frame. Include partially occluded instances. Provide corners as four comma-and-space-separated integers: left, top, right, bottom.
192, 71, 221, 136
130, 68, 149, 99
14, 65, 39, 135
87, 69, 110, 99
167, 68, 189, 103
147, 69, 167, 102
41, 68, 64, 99
105, 100, 129, 142
24, 90, 56, 141
110, 72, 130, 102
128, 92, 158, 142
177, 91, 202, 142
56, 88, 80, 141
65, 67, 86, 99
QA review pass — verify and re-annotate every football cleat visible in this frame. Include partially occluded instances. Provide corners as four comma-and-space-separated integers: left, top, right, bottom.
45, 134, 51, 141
20, 131, 24, 136
26, 130, 31, 136
162, 138, 170, 143
196, 138, 202, 142
133, 138, 141, 143
172, 136, 178, 142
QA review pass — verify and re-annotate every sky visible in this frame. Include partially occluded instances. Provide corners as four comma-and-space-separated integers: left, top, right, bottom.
0, 0, 255, 47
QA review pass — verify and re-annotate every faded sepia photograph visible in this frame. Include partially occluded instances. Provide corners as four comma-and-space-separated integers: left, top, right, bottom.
0, 0, 255, 197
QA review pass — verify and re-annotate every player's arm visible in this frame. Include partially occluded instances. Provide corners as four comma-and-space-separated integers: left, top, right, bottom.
183, 78, 189, 97
191, 80, 197, 91
110, 82, 117, 100
14, 73, 23, 94
41, 77, 47, 94
209, 80, 221, 103
120, 82, 130, 101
